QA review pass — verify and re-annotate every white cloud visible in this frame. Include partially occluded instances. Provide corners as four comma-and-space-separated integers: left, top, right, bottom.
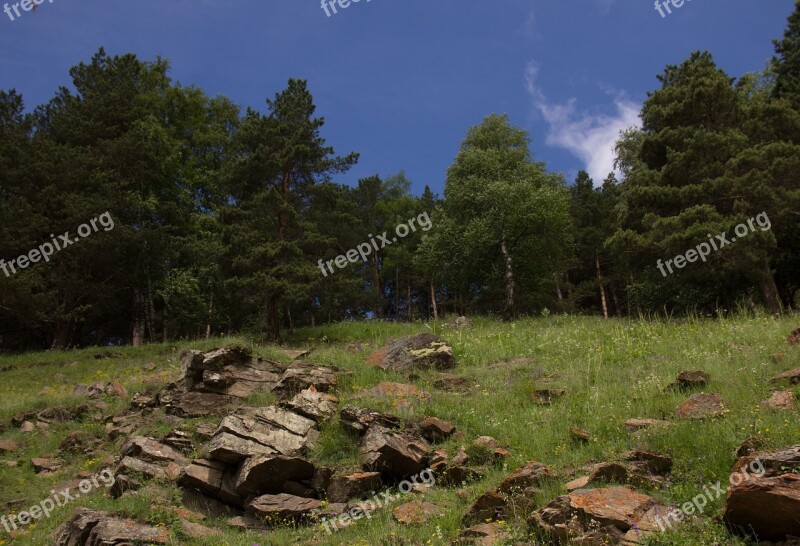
524, 61, 640, 185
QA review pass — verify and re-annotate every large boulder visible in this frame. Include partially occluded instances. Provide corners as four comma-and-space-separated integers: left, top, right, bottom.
179, 458, 244, 507
54, 508, 170, 545
233, 455, 315, 496
327, 471, 382, 503
366, 333, 455, 372
360, 426, 430, 477
724, 445, 800, 541
528, 486, 662, 544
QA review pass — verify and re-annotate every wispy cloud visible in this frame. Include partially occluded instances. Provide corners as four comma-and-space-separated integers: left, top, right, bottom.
524, 61, 640, 184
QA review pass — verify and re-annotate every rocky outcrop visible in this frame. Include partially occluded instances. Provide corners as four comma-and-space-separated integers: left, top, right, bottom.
366, 334, 455, 372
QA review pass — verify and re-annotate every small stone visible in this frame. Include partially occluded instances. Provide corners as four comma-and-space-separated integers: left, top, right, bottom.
762, 391, 795, 410
570, 427, 591, 443
420, 417, 456, 443
392, 500, 441, 525
530, 389, 566, 405
0, 439, 19, 453
20, 421, 35, 432
676, 393, 726, 419
31, 457, 62, 473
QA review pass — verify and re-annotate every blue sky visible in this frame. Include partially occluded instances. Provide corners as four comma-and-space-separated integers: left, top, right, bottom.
0, 0, 795, 194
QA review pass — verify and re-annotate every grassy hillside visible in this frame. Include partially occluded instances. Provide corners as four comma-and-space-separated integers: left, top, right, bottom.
0, 314, 798, 545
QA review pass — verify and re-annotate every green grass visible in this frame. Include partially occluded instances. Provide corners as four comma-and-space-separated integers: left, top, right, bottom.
0, 314, 798, 545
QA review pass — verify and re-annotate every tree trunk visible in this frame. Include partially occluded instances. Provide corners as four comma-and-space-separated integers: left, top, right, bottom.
407, 281, 413, 321
430, 281, 439, 321
205, 293, 214, 339
395, 267, 400, 318
266, 296, 280, 341
500, 236, 515, 321
309, 295, 316, 328
132, 289, 145, 346
760, 262, 782, 315
596, 256, 609, 319
554, 273, 563, 302
371, 253, 382, 318
284, 303, 294, 335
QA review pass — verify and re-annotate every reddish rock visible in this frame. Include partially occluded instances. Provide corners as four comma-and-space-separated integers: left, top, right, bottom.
106, 381, 127, 397
31, 457, 61, 473
787, 326, 800, 346
529, 486, 658, 543
180, 520, 222, 538
763, 391, 796, 410
354, 382, 431, 406
392, 500, 441, 524
676, 393, 726, 419
0, 439, 19, 453
497, 460, 555, 496
459, 522, 511, 545
570, 427, 591, 443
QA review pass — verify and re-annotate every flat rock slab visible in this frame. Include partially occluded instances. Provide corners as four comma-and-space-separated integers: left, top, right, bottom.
674, 370, 710, 390
208, 407, 319, 463
624, 418, 671, 432
366, 333, 455, 372
179, 458, 244, 507
120, 436, 188, 465
279, 388, 338, 422
54, 508, 170, 545
433, 374, 471, 392
676, 393, 726, 419
246, 493, 321, 523
392, 500, 441, 524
